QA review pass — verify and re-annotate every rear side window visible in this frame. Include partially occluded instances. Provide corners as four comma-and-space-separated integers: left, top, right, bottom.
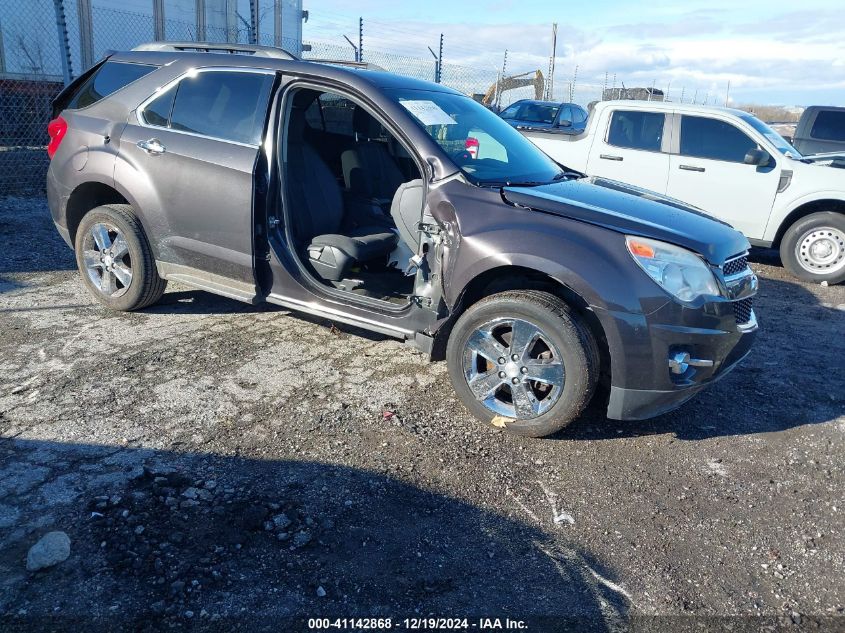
810, 110, 845, 141
141, 71, 274, 145
607, 110, 664, 151
169, 71, 273, 145
572, 106, 588, 124
680, 116, 757, 163
67, 61, 155, 110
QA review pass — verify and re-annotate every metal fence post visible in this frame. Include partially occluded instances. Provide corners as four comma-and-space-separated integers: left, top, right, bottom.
249, 0, 259, 45
53, 0, 74, 83
0, 18, 6, 75
77, 0, 94, 70
358, 17, 363, 62
153, 0, 165, 41
196, 0, 206, 41
274, 0, 282, 47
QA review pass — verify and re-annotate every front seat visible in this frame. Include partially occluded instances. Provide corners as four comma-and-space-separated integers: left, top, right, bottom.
341, 107, 405, 206
287, 99, 397, 282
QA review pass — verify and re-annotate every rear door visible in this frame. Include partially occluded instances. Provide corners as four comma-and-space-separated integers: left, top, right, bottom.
585, 108, 670, 194
665, 114, 779, 239
117, 68, 274, 293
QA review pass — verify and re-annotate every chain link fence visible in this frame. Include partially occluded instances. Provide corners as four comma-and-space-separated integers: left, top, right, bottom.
0, 1, 670, 197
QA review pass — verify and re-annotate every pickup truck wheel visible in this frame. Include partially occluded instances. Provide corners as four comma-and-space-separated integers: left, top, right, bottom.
74, 204, 167, 311
780, 212, 845, 284
446, 290, 599, 438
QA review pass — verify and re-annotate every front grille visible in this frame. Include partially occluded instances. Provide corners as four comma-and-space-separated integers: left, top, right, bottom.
733, 298, 753, 324
723, 254, 749, 277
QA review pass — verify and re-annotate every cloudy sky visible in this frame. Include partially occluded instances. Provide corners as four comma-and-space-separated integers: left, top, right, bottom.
301, 0, 844, 106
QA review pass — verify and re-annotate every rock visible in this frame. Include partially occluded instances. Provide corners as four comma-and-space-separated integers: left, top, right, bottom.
316, 586, 327, 597
171, 580, 185, 594
292, 530, 312, 548
272, 513, 292, 530
182, 487, 200, 500
820, 280, 828, 287
26, 531, 71, 571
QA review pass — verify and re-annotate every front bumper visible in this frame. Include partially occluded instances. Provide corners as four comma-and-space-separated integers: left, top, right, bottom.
599, 298, 759, 421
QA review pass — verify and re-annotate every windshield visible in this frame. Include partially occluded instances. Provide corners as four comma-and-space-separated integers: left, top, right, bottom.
739, 113, 802, 159
500, 101, 560, 124
388, 89, 563, 186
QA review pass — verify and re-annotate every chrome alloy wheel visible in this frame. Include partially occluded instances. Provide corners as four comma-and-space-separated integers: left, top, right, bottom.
795, 226, 845, 275
462, 317, 565, 419
81, 222, 133, 297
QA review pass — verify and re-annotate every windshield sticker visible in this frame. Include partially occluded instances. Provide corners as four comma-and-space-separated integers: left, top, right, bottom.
400, 100, 457, 126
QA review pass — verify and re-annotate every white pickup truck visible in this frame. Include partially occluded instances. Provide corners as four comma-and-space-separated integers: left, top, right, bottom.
522, 101, 845, 284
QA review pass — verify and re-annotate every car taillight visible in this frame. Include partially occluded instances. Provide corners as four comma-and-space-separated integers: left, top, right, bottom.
465, 137, 479, 159
47, 116, 68, 159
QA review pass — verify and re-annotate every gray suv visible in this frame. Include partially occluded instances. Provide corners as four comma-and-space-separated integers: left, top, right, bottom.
46, 42, 758, 437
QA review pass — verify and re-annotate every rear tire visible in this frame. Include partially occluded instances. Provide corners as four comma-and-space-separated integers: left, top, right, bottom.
780, 212, 845, 284
74, 204, 167, 311
446, 290, 599, 438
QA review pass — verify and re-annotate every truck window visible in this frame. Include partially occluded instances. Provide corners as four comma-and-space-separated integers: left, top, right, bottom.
167, 71, 274, 145
607, 111, 664, 151
810, 110, 845, 142
680, 116, 757, 163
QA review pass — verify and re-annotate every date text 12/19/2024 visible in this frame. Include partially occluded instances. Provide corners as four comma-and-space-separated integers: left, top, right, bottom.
308, 618, 529, 630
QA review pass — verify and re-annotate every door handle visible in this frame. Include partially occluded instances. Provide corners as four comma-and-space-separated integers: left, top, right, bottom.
600, 154, 623, 161
137, 138, 166, 155
679, 164, 705, 172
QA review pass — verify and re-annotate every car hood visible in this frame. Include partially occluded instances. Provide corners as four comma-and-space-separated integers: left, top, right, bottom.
502, 176, 750, 264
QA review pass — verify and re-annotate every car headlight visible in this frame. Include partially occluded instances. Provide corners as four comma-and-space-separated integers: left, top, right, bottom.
626, 236, 721, 302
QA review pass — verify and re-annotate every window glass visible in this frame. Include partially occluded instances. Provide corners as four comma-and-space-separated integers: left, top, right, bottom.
169, 71, 273, 144
680, 116, 757, 162
810, 110, 845, 142
559, 106, 572, 123
69, 62, 155, 109
572, 106, 588, 124
142, 88, 175, 127
502, 101, 559, 124
739, 113, 800, 157
388, 88, 562, 186
607, 110, 664, 151
314, 93, 355, 136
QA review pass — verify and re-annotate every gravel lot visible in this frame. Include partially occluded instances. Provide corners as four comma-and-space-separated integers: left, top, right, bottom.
1, 196, 844, 631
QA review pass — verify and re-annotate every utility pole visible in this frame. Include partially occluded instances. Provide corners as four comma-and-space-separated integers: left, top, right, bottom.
725, 80, 731, 107
545, 22, 557, 101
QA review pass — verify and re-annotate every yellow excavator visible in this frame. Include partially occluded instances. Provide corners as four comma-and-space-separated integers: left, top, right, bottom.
480, 70, 545, 107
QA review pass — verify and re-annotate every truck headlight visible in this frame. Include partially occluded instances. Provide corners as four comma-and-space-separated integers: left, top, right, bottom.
626, 236, 721, 302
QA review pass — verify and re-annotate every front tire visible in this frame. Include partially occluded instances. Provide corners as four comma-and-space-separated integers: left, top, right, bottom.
446, 290, 599, 438
780, 212, 845, 284
74, 204, 167, 311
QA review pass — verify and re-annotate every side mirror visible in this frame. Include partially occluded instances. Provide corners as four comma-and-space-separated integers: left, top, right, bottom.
556, 119, 572, 128
744, 148, 771, 166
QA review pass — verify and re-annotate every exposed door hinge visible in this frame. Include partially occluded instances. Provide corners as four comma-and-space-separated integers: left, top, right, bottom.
417, 221, 441, 234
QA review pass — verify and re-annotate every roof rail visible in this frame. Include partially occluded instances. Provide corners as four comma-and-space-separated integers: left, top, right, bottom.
131, 41, 299, 60
309, 59, 385, 71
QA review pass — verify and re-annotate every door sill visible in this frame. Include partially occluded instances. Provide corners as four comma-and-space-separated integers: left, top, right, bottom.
157, 262, 260, 304
266, 293, 414, 339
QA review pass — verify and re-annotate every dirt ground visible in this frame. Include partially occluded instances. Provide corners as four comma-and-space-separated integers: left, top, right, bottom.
1, 196, 843, 632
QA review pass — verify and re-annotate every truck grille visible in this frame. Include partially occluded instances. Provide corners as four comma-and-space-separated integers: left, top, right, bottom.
723, 254, 749, 277
733, 298, 753, 324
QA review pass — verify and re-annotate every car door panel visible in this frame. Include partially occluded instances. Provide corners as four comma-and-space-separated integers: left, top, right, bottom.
665, 114, 779, 239
585, 109, 670, 194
